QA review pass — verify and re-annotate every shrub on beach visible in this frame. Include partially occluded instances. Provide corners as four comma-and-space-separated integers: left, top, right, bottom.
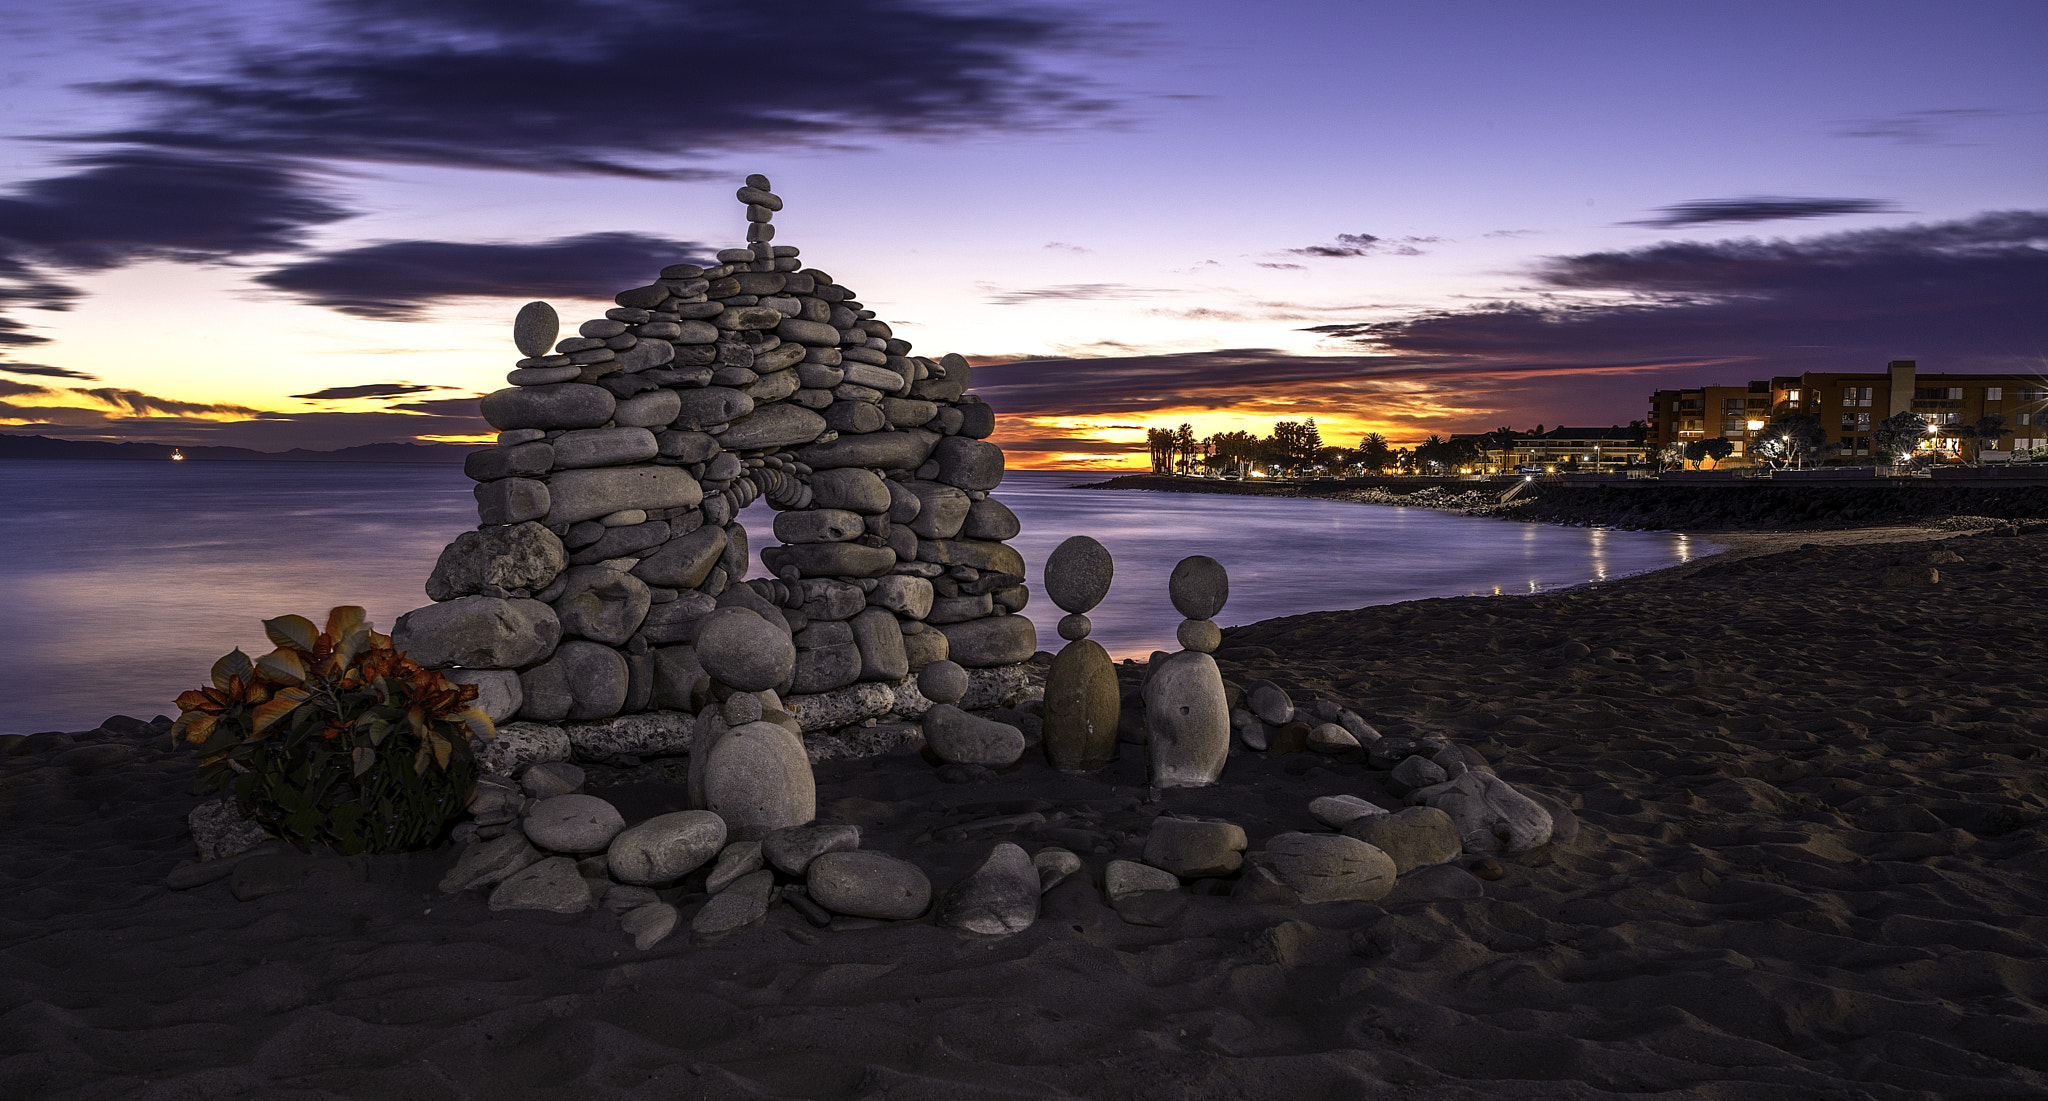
171, 606, 493, 855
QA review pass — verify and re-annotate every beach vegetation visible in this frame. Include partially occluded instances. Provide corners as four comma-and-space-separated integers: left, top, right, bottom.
1753, 412, 1831, 469
1357, 433, 1393, 473
171, 605, 493, 855
1872, 410, 1929, 464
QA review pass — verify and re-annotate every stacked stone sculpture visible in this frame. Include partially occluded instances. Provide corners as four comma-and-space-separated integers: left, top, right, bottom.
1142, 556, 1231, 788
1039, 536, 1119, 770
393, 174, 1036, 758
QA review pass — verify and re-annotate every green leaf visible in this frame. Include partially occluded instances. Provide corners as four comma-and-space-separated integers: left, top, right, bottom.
210, 649, 255, 691
352, 746, 376, 778
255, 649, 308, 685
263, 614, 320, 654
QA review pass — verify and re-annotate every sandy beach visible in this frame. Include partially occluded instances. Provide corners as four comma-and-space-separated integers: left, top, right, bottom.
4, 521, 2045, 1099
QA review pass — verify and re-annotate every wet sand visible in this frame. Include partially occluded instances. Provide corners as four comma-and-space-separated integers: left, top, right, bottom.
3, 524, 2045, 1099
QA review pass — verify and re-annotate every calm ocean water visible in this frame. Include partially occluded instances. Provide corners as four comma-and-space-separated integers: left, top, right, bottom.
0, 461, 1713, 734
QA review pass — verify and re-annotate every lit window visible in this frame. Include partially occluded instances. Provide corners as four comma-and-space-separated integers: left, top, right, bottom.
1786, 389, 1801, 401
1987, 387, 2002, 401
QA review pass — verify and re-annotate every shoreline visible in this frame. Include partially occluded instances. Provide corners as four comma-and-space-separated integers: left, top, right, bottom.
5, 524, 2046, 1096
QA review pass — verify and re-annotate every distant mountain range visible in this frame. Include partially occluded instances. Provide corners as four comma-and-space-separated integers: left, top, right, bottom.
0, 434, 471, 463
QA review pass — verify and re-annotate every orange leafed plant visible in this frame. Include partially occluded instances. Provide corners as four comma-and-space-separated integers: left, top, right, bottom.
173, 605, 495, 854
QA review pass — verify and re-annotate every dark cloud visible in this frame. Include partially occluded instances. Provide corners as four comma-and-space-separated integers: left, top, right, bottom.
1322, 210, 2048, 374
0, 362, 96, 380
0, 149, 349, 269
290, 383, 442, 400
81, 0, 1112, 178
984, 283, 1159, 306
254, 233, 709, 319
71, 387, 268, 418
1627, 196, 1898, 228
0, 379, 53, 399
1288, 233, 1438, 258
1254, 262, 1304, 270
1830, 108, 2004, 146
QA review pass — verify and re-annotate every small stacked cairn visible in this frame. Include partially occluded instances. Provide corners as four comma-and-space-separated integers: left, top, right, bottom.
391, 174, 1038, 771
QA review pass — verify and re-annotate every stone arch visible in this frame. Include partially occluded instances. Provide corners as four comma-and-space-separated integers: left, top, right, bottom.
394, 176, 1036, 750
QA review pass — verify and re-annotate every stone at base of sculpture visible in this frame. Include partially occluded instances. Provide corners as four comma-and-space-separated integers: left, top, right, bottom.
1041, 638, 1118, 770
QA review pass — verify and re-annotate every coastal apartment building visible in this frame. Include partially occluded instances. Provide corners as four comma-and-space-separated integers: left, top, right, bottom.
1647, 360, 2048, 465
1478, 426, 1651, 472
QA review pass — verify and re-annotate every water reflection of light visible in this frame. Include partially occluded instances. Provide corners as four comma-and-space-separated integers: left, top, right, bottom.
1589, 526, 1608, 580
1676, 534, 1692, 562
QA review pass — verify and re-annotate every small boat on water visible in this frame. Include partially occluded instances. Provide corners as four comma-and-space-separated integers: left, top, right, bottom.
170, 448, 184, 461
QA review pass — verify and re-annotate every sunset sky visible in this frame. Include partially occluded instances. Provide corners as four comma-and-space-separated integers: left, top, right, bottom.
0, 0, 2041, 469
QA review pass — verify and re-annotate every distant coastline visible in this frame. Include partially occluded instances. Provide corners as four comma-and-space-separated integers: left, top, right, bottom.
0, 433, 470, 464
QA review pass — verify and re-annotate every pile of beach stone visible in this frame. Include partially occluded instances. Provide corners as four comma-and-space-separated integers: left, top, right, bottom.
390, 173, 1038, 770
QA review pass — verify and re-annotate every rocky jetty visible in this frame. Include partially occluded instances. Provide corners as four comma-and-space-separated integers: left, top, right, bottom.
394, 175, 1037, 772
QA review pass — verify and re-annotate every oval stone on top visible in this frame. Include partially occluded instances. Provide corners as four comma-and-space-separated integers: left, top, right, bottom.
1043, 535, 1113, 614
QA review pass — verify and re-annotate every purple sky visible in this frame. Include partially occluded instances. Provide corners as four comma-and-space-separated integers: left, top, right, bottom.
0, 0, 2041, 466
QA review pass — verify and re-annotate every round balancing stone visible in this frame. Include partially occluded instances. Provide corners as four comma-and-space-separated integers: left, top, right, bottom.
1057, 613, 1092, 641
1176, 618, 1221, 653
1168, 555, 1229, 621
1043, 535, 1114, 614
513, 301, 559, 358
917, 659, 968, 705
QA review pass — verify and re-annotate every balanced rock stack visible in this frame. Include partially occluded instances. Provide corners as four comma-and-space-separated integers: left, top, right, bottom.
393, 175, 1036, 761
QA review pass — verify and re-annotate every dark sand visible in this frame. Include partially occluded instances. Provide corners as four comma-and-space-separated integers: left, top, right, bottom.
4, 526, 2046, 1099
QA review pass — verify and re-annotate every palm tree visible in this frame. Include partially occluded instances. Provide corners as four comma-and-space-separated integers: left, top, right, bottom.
1477, 426, 1519, 471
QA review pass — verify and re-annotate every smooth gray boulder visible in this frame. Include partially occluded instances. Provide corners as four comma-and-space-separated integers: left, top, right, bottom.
937, 843, 1038, 936
518, 640, 628, 722
1387, 753, 1449, 797
487, 856, 592, 913
798, 428, 939, 471
697, 720, 815, 841
1308, 723, 1360, 753
774, 509, 865, 544
1105, 859, 1180, 901
426, 522, 566, 602
849, 608, 908, 681
474, 477, 550, 525
1143, 650, 1229, 788
672, 386, 754, 429
522, 794, 627, 854
791, 641, 862, 695
806, 851, 932, 920
1255, 833, 1397, 904
867, 575, 934, 619
720, 403, 826, 449
632, 525, 728, 590
1033, 848, 1083, 892
607, 810, 727, 885
439, 833, 544, 893
1308, 794, 1388, 830
1247, 680, 1293, 725
551, 426, 659, 469
691, 869, 773, 936
936, 615, 1036, 668
808, 467, 892, 513
931, 436, 1004, 492
704, 840, 764, 895
442, 668, 522, 723
697, 609, 797, 692
774, 542, 898, 579
519, 760, 585, 799
1142, 817, 1247, 877
544, 466, 702, 526
513, 301, 558, 358
904, 480, 971, 539
552, 565, 651, 646
465, 441, 554, 482
1410, 770, 1554, 855
612, 389, 682, 428
761, 822, 860, 876
960, 497, 1020, 541
621, 901, 679, 950
481, 384, 614, 431
922, 704, 1024, 767
1343, 806, 1462, 874
1043, 536, 1113, 614
1168, 555, 1229, 620
393, 596, 560, 670
917, 659, 969, 704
